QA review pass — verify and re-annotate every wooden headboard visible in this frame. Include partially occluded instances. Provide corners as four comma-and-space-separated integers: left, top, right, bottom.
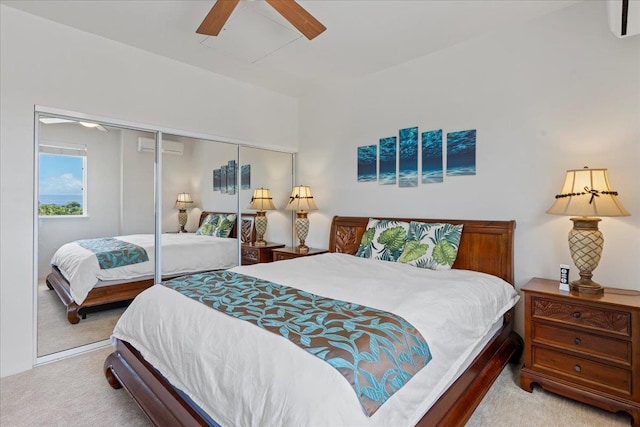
198, 211, 256, 242
328, 216, 515, 285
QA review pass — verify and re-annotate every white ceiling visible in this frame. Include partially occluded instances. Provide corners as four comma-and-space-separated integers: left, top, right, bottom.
2, 0, 582, 98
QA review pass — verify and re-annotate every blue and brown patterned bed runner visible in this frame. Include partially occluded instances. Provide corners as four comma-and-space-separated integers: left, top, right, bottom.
162, 270, 432, 416
77, 238, 149, 269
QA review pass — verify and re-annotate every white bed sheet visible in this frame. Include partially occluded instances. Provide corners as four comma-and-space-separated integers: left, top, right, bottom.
112, 253, 519, 427
51, 233, 238, 304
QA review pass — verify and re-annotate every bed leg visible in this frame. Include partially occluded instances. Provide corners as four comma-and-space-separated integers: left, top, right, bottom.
45, 279, 54, 290
66, 304, 81, 324
508, 332, 524, 364
104, 354, 124, 390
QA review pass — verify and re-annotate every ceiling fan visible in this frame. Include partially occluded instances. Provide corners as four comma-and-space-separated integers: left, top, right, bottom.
197, 0, 326, 40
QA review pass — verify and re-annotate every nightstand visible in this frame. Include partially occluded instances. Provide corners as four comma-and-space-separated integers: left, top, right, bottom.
519, 277, 640, 425
272, 246, 329, 262
241, 242, 285, 265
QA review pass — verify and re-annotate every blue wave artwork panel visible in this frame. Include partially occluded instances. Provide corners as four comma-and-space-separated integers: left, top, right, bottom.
227, 160, 236, 195
446, 129, 476, 176
241, 164, 251, 190
378, 137, 397, 185
399, 127, 419, 187
213, 169, 221, 191
220, 165, 228, 194
421, 130, 443, 184
357, 145, 377, 182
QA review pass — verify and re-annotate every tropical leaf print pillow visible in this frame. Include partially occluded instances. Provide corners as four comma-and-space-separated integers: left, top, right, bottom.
213, 214, 237, 238
398, 222, 463, 270
355, 218, 410, 262
195, 214, 220, 236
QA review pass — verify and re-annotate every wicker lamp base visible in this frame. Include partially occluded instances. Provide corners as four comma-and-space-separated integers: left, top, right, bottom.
568, 217, 604, 295
295, 211, 310, 253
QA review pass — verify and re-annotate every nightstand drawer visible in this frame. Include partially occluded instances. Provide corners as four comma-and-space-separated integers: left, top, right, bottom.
532, 346, 632, 396
532, 297, 631, 337
241, 248, 259, 263
532, 323, 631, 365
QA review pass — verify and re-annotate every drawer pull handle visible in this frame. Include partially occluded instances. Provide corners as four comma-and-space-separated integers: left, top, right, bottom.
574, 338, 581, 345
572, 312, 581, 319
574, 365, 581, 372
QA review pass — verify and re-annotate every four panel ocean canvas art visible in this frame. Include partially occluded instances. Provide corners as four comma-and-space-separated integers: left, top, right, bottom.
357, 127, 476, 185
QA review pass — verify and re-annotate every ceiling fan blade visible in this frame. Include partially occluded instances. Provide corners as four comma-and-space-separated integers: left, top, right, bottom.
265, 0, 326, 40
196, 0, 240, 36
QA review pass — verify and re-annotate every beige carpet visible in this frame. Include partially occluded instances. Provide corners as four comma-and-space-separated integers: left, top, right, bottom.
37, 281, 127, 356
0, 348, 632, 426
466, 363, 631, 426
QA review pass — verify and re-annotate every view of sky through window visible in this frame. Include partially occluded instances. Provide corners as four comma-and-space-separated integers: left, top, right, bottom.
39, 153, 84, 208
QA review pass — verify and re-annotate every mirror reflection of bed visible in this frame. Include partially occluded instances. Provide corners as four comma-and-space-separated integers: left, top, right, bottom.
37, 118, 157, 356
36, 114, 295, 358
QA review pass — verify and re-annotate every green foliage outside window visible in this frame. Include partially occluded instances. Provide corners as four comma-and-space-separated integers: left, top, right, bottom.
39, 201, 83, 216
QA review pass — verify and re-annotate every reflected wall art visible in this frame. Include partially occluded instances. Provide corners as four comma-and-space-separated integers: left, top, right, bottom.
214, 163, 250, 193
421, 130, 443, 184
446, 130, 476, 176
213, 169, 221, 191
378, 137, 397, 185
357, 145, 377, 182
241, 164, 251, 190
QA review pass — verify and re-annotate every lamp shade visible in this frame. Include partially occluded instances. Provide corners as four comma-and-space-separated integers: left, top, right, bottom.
546, 168, 629, 217
175, 192, 193, 210
248, 188, 276, 211
285, 185, 318, 212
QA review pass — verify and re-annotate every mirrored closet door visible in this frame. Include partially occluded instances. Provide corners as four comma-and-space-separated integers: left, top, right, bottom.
239, 146, 294, 250
37, 114, 156, 357
161, 134, 240, 270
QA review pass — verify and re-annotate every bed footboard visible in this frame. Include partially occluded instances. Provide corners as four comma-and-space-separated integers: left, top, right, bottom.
104, 340, 210, 427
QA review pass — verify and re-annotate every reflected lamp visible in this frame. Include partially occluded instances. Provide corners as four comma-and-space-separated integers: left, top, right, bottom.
285, 185, 318, 253
175, 192, 193, 233
547, 167, 630, 294
248, 188, 276, 246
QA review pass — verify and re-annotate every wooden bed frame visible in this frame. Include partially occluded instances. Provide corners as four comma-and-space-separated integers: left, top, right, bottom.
104, 215, 523, 426
46, 211, 251, 324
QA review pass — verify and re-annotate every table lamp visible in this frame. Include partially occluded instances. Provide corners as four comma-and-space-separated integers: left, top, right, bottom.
248, 188, 276, 246
547, 167, 630, 294
285, 185, 318, 253
175, 192, 193, 233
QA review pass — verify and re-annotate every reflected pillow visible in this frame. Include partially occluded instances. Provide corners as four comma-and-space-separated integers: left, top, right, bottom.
398, 222, 463, 270
355, 218, 410, 262
195, 214, 220, 236
213, 214, 237, 238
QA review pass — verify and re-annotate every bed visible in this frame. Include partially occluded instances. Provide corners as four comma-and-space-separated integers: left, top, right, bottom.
46, 211, 254, 324
104, 215, 522, 426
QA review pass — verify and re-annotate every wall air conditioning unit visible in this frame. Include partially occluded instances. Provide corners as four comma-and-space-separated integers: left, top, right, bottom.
608, 0, 640, 38
137, 137, 184, 156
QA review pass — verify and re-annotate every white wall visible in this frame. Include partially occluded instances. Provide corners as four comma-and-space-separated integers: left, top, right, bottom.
120, 129, 157, 235
297, 1, 640, 337
0, 5, 298, 377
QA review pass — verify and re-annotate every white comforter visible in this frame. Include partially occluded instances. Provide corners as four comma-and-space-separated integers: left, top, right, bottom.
51, 234, 238, 305
112, 253, 519, 427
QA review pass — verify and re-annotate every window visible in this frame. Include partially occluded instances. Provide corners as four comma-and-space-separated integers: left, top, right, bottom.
38, 142, 87, 217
